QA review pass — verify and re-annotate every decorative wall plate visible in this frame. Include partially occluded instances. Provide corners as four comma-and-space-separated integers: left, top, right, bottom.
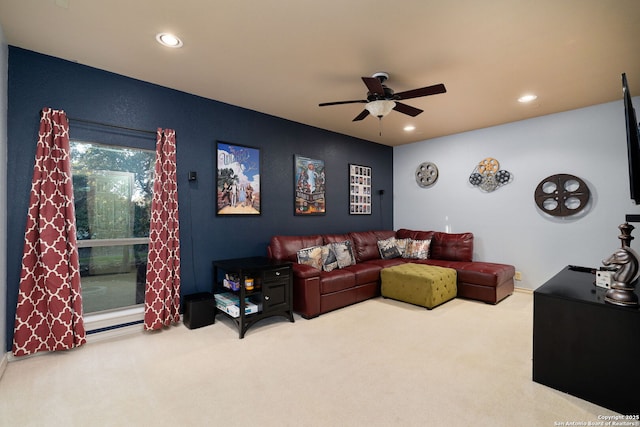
415, 162, 439, 187
534, 173, 590, 217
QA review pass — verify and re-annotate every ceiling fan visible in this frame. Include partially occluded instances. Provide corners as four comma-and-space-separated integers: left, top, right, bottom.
319, 72, 446, 122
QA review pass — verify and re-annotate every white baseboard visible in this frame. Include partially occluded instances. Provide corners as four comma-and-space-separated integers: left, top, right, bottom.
0, 352, 7, 380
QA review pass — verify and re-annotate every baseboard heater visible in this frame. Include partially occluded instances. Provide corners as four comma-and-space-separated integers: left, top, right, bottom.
86, 320, 143, 335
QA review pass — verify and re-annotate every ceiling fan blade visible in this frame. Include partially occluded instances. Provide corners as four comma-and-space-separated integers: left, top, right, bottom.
362, 77, 385, 95
319, 100, 367, 107
352, 110, 370, 121
393, 102, 423, 117
394, 83, 446, 100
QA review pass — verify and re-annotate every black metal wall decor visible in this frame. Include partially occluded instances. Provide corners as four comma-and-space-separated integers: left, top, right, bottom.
415, 162, 439, 187
534, 173, 590, 217
468, 157, 512, 192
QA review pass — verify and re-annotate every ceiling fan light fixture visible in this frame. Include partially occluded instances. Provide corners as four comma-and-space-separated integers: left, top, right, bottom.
365, 100, 396, 118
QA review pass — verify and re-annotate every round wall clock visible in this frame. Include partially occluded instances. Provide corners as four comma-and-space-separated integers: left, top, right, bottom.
415, 162, 439, 187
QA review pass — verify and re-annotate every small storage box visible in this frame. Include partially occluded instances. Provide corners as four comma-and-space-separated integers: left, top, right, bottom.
183, 292, 216, 329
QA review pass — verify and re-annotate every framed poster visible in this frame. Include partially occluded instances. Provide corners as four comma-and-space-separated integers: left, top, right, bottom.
349, 164, 371, 215
294, 155, 325, 215
216, 141, 261, 215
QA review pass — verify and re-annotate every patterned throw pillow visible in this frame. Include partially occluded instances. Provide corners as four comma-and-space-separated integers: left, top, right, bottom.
395, 238, 410, 256
402, 239, 431, 259
297, 245, 323, 270
332, 240, 356, 268
377, 237, 401, 259
321, 244, 339, 272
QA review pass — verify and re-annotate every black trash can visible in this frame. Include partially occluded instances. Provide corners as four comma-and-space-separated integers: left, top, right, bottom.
183, 292, 216, 329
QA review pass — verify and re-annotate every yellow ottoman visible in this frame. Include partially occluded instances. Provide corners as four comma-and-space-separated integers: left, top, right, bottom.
381, 263, 457, 309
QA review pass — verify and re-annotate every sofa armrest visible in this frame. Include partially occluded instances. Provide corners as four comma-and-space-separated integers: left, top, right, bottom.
292, 262, 321, 279
432, 232, 473, 262
292, 275, 321, 319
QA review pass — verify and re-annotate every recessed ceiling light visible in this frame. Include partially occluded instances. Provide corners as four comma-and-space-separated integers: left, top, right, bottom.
156, 33, 183, 48
404, 125, 416, 132
518, 94, 538, 103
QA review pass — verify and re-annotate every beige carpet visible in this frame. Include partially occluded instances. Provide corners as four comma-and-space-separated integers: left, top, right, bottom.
0, 291, 619, 426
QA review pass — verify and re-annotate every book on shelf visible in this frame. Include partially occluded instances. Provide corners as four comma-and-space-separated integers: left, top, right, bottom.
214, 292, 259, 317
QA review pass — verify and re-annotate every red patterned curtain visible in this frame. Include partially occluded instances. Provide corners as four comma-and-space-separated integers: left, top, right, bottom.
144, 128, 181, 330
13, 108, 86, 357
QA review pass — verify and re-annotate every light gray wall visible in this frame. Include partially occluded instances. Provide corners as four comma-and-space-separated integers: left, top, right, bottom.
0, 24, 7, 359
394, 99, 640, 289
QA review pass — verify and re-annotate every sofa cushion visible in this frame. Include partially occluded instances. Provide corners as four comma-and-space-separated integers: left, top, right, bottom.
342, 262, 381, 285
269, 235, 323, 262
377, 237, 402, 259
396, 229, 435, 241
395, 238, 410, 256
363, 258, 406, 269
431, 232, 473, 262
297, 246, 323, 270
402, 239, 431, 259
321, 244, 339, 272
320, 269, 356, 294
413, 259, 514, 287
350, 230, 396, 262
323, 233, 353, 246
455, 261, 515, 286
333, 240, 356, 268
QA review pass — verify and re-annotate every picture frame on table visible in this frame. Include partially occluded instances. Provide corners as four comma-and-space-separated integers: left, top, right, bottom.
216, 141, 261, 215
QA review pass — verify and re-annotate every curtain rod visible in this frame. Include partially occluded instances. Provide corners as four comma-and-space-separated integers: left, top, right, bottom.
67, 116, 157, 136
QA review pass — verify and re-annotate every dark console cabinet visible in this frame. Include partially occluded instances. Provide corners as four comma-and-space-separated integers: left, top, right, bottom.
533, 266, 640, 415
212, 256, 294, 338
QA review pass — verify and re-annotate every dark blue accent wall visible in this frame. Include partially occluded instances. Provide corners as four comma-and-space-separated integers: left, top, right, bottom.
5, 47, 393, 350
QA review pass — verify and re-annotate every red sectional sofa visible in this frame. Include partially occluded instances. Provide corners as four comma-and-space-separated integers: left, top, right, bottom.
267, 229, 516, 319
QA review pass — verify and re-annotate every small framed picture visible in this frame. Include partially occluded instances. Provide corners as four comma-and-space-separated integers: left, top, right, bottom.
349, 164, 371, 215
294, 155, 326, 215
216, 141, 261, 215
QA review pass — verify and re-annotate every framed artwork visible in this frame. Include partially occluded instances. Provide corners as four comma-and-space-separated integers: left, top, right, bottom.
294, 155, 326, 215
216, 141, 261, 215
349, 164, 371, 215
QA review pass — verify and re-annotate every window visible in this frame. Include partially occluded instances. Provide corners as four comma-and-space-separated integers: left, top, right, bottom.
71, 141, 155, 315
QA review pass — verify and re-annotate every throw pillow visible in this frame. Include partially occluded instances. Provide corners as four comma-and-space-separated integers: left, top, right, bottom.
296, 245, 323, 270
332, 240, 356, 268
377, 237, 401, 259
321, 244, 339, 272
395, 238, 410, 256
402, 239, 431, 259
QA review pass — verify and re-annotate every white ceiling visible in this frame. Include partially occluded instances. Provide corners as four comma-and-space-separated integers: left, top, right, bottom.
1, 0, 639, 146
